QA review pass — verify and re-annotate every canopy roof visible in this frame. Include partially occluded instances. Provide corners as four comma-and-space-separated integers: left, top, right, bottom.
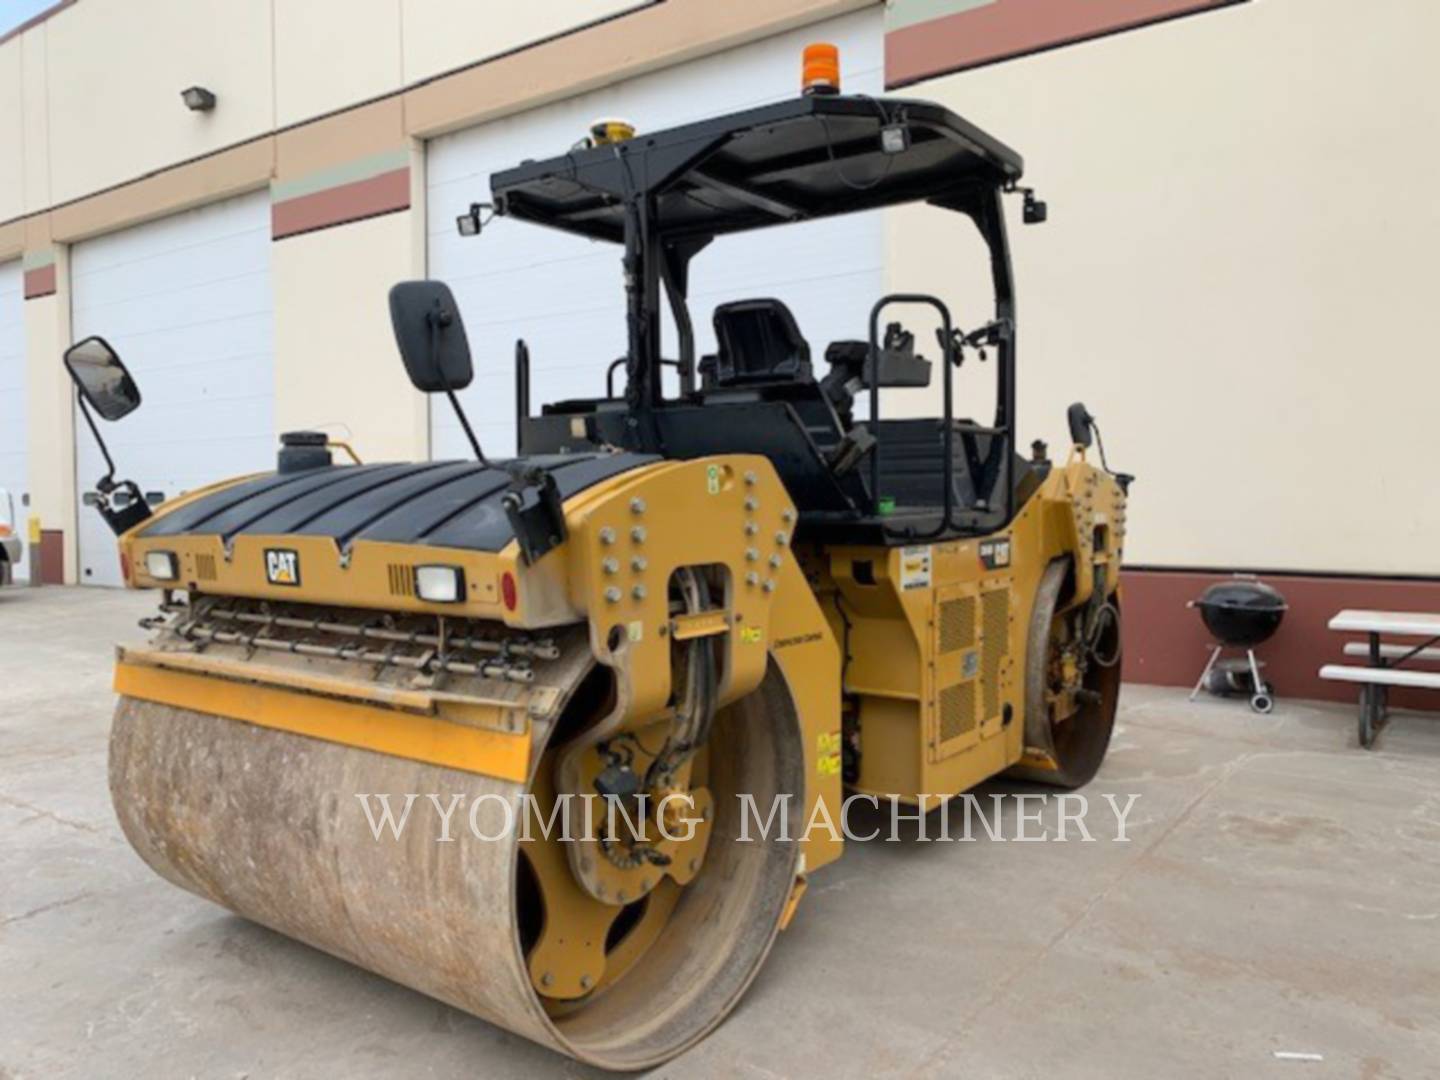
489, 94, 1024, 243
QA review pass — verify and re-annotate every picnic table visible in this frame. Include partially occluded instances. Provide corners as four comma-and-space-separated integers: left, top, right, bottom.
1320, 610, 1440, 748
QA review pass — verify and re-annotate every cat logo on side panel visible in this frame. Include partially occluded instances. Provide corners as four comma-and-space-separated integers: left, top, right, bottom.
265, 548, 301, 586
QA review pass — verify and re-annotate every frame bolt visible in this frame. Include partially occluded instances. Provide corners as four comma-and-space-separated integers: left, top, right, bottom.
744, 470, 757, 486
632, 584, 648, 600
604, 586, 622, 603
775, 531, 789, 547
746, 572, 760, 587
602, 557, 619, 575
631, 556, 648, 572
744, 496, 759, 512
631, 526, 647, 543
763, 579, 776, 593
781, 508, 796, 524
630, 497, 647, 514
746, 548, 759, 562
598, 526, 616, 545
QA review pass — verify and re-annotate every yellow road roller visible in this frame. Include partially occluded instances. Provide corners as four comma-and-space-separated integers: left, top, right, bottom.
67, 82, 1129, 1070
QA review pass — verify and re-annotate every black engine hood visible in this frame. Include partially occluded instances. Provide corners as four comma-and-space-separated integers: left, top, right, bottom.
140, 452, 656, 553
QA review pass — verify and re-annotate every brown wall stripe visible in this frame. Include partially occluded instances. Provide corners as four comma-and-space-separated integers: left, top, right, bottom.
885, 0, 1246, 87
23, 263, 57, 300
1122, 568, 1440, 712
271, 167, 411, 240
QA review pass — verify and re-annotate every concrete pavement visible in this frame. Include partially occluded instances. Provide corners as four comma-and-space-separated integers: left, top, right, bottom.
2, 585, 1438, 1079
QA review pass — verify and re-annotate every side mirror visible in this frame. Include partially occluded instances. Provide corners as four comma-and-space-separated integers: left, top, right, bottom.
388, 281, 473, 393
1067, 402, 1094, 448
63, 336, 141, 421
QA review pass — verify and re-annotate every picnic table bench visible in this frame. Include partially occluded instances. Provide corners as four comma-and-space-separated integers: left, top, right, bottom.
1320, 610, 1440, 748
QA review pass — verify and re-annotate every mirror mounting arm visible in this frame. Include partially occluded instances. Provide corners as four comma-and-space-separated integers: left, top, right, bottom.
428, 306, 488, 466
76, 392, 119, 487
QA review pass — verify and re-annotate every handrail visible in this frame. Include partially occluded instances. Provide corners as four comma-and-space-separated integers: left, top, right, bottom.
867, 294, 956, 541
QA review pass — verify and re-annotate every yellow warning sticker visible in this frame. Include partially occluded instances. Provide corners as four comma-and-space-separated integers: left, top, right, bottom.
739, 625, 764, 644
817, 731, 843, 775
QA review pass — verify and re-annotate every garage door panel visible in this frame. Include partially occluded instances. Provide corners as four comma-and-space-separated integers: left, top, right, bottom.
0, 258, 26, 582
427, 9, 884, 459
71, 199, 268, 275
74, 273, 271, 341
73, 190, 274, 586
72, 242, 269, 309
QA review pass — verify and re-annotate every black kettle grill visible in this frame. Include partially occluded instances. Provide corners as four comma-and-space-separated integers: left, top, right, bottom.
1188, 578, 1288, 713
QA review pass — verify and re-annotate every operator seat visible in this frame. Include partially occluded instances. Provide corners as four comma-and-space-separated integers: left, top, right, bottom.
703, 299, 812, 386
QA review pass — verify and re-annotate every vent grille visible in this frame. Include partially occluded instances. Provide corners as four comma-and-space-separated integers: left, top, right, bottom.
387, 564, 416, 597
938, 596, 976, 653
939, 681, 977, 744
195, 553, 217, 582
981, 587, 1010, 720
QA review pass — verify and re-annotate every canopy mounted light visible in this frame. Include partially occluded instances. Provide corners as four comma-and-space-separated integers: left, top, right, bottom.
456, 202, 496, 238
801, 43, 840, 96
181, 86, 216, 112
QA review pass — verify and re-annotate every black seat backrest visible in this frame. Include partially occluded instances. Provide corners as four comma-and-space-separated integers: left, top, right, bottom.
709, 299, 812, 386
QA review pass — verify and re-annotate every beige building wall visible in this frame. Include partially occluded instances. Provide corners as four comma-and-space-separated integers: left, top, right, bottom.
0, 39, 23, 221
399, 0, 646, 87
23, 248, 76, 582
272, 209, 427, 462
274, 0, 403, 128
43, 0, 276, 206
886, 0, 1440, 576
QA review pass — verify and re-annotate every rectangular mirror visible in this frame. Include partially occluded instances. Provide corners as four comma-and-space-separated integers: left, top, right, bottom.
64, 336, 142, 421
388, 281, 474, 393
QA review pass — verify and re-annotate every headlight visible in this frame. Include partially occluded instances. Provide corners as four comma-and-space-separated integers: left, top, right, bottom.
144, 551, 179, 581
416, 565, 465, 603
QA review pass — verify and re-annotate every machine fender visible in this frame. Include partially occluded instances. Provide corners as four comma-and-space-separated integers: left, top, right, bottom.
767, 555, 845, 876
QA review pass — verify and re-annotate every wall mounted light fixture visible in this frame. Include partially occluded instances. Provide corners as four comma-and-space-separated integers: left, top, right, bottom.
180, 86, 216, 112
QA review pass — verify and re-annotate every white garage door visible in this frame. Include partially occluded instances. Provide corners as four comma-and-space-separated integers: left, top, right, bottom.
426, 9, 884, 459
72, 190, 275, 586
0, 259, 26, 582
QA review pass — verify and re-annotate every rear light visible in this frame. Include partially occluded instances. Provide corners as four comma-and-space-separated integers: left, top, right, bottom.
144, 551, 179, 581
0, 524, 11, 537
501, 571, 518, 612
416, 565, 465, 603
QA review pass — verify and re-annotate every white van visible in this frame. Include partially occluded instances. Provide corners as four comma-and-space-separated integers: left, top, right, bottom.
0, 488, 22, 586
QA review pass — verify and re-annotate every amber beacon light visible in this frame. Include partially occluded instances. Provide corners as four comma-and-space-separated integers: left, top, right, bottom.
802, 42, 840, 95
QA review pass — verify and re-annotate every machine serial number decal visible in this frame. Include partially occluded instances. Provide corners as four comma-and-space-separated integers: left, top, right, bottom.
774, 631, 822, 650
264, 548, 301, 586
979, 538, 1012, 570
900, 546, 932, 590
